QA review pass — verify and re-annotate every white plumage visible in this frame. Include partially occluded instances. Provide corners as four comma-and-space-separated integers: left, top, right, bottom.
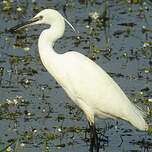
10, 9, 148, 131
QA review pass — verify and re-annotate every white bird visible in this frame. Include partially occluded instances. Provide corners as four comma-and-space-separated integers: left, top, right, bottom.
9, 9, 148, 149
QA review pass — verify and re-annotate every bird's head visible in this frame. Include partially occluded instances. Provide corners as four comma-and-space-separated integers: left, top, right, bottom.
9, 9, 76, 33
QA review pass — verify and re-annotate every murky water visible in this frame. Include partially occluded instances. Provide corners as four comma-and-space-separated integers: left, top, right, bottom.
0, 0, 152, 151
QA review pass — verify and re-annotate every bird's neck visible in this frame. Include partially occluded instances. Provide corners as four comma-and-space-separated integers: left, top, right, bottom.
38, 26, 64, 75
38, 29, 56, 55
38, 22, 65, 54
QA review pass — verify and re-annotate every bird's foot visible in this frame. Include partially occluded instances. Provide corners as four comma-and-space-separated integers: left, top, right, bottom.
90, 124, 100, 152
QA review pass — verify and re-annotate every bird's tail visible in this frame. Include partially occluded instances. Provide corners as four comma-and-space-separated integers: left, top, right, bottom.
127, 103, 148, 131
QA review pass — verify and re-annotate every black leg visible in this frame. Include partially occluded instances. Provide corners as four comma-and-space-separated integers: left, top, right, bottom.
89, 122, 100, 152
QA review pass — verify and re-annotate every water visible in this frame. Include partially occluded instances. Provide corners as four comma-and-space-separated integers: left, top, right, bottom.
0, 0, 152, 151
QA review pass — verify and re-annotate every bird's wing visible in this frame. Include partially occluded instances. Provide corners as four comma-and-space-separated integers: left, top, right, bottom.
53, 51, 148, 130
58, 52, 130, 116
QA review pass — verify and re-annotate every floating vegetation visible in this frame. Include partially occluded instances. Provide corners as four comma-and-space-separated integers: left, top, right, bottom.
125, 0, 142, 4
0, 0, 152, 151
0, 139, 17, 152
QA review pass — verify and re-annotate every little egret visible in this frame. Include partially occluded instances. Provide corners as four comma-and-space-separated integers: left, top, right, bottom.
9, 9, 148, 149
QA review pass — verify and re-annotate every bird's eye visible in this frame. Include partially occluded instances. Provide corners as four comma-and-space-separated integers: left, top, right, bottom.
39, 15, 43, 20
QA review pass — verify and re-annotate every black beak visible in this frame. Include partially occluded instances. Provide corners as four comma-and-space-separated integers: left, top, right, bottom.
8, 16, 41, 33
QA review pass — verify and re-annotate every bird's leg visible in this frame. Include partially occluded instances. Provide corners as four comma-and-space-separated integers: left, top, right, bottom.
89, 122, 100, 152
